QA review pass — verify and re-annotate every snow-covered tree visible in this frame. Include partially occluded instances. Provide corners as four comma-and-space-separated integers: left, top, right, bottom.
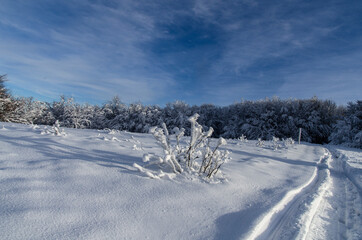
103, 96, 127, 129
0, 75, 17, 122
330, 101, 362, 148
8, 97, 48, 124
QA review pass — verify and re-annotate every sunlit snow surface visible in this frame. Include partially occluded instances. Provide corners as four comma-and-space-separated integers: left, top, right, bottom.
0, 122, 361, 239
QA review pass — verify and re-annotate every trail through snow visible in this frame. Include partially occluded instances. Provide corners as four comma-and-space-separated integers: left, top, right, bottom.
245, 147, 362, 240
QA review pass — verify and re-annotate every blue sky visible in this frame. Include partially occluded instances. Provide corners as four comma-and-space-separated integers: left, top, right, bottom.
0, 0, 361, 106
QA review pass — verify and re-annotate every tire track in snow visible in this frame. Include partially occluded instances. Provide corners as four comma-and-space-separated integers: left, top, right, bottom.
245, 148, 362, 240
300, 148, 362, 240
295, 155, 331, 240
245, 149, 332, 240
304, 148, 362, 240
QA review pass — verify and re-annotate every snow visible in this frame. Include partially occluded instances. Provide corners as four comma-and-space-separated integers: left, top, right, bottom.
0, 122, 361, 239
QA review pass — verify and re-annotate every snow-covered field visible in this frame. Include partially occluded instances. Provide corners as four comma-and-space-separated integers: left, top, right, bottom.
1, 122, 361, 240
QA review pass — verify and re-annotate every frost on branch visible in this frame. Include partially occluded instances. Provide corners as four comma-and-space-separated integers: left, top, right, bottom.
185, 113, 214, 168
199, 137, 229, 178
135, 113, 230, 179
147, 124, 183, 174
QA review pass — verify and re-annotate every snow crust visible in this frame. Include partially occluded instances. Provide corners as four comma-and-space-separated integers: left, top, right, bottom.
0, 122, 360, 239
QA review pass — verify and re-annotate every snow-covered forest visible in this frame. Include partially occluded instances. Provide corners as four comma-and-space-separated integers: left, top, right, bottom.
1, 75, 361, 148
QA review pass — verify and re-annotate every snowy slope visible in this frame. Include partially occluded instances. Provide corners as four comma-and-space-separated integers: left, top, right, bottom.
0, 122, 361, 240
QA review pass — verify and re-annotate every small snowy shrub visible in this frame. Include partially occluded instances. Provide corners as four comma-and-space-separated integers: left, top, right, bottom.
41, 120, 66, 136
184, 113, 214, 169
52, 120, 66, 136
272, 136, 281, 150
135, 113, 230, 179
282, 137, 295, 148
30, 123, 40, 130
238, 134, 248, 143
108, 129, 118, 135
256, 138, 264, 147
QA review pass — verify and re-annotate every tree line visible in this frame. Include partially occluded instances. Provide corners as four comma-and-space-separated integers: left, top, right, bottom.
1, 74, 361, 148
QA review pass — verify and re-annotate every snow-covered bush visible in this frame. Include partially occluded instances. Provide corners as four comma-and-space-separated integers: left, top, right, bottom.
282, 137, 295, 148
238, 134, 248, 143
145, 123, 183, 174
135, 114, 229, 179
41, 120, 66, 136
256, 138, 264, 147
52, 120, 66, 136
272, 136, 281, 150
199, 137, 229, 178
184, 113, 214, 168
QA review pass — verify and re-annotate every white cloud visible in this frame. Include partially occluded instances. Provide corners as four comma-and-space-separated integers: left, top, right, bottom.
0, 0, 177, 104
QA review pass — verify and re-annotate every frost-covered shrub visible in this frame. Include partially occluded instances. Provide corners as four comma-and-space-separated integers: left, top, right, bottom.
272, 136, 281, 150
52, 120, 66, 136
282, 137, 295, 148
199, 137, 229, 178
184, 113, 214, 168
239, 134, 248, 143
145, 123, 183, 174
135, 114, 230, 179
41, 120, 66, 136
256, 138, 264, 147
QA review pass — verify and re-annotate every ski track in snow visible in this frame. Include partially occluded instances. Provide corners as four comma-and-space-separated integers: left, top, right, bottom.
245, 147, 362, 240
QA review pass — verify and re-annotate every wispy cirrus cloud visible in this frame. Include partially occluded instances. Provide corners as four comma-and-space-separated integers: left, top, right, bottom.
186, 0, 362, 105
0, 0, 176, 104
